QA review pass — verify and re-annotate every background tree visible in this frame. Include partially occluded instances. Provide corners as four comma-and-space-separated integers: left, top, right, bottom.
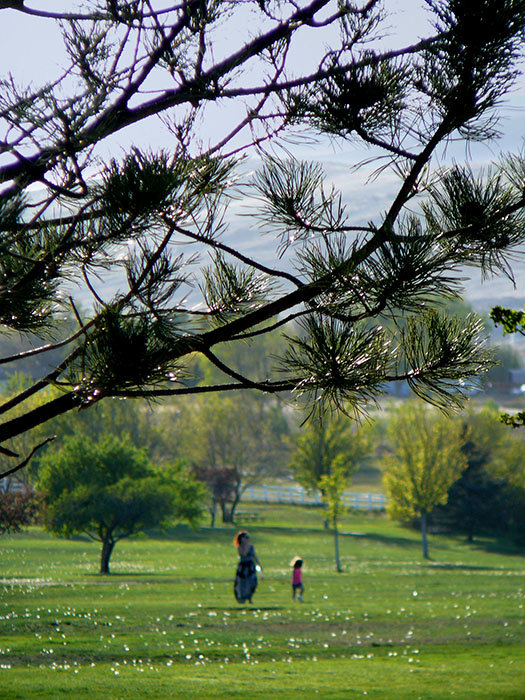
291, 413, 371, 492
432, 403, 509, 541
318, 460, 348, 572
383, 401, 467, 559
0, 489, 38, 535
492, 431, 525, 544
500, 435, 525, 490
191, 463, 238, 527
39, 434, 205, 574
0, 375, 176, 487
1, 1, 525, 480
176, 393, 288, 522
50, 394, 173, 461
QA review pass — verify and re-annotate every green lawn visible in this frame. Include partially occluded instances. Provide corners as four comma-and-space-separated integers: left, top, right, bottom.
0, 505, 523, 699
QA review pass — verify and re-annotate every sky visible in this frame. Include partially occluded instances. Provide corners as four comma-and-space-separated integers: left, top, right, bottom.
1, 1, 525, 309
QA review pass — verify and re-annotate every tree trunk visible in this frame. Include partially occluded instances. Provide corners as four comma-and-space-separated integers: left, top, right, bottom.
209, 502, 216, 528
221, 500, 233, 523
333, 515, 342, 572
421, 511, 429, 559
222, 491, 241, 524
100, 538, 115, 575
228, 493, 241, 524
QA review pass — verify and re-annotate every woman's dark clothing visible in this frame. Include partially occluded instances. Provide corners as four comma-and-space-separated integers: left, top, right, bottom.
234, 544, 258, 603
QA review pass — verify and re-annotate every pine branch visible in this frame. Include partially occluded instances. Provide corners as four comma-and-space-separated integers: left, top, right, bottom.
0, 436, 56, 480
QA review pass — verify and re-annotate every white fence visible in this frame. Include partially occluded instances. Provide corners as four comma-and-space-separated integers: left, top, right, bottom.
243, 484, 387, 511
0, 478, 26, 493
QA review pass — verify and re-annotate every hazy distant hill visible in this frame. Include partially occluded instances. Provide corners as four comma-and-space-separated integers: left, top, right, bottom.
58, 155, 525, 315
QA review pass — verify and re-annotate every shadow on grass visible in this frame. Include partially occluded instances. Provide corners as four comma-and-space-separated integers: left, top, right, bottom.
145, 524, 424, 553
79, 573, 234, 583
145, 524, 332, 542
427, 562, 505, 572
343, 531, 420, 549
471, 536, 525, 559
346, 530, 524, 561
202, 606, 286, 612
128, 523, 525, 565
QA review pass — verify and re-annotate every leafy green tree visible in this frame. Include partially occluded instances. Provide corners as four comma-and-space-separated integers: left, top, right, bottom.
383, 401, 466, 559
176, 393, 288, 522
39, 435, 204, 574
495, 433, 525, 491
318, 460, 348, 572
291, 413, 371, 492
2, 1, 525, 483
433, 403, 509, 541
486, 429, 525, 546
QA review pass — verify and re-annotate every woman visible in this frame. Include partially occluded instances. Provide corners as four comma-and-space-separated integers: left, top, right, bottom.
233, 531, 262, 604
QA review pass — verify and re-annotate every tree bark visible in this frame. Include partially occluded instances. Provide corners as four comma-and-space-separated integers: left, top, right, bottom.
0, 391, 81, 444
221, 501, 232, 523
228, 492, 241, 524
334, 515, 342, 572
421, 511, 429, 559
100, 538, 115, 575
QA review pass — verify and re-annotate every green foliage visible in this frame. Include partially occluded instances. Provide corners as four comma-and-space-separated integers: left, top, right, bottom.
422, 0, 525, 132
199, 327, 286, 386
461, 402, 509, 470
432, 403, 509, 540
383, 401, 466, 521
488, 305, 525, 426
399, 310, 492, 410
39, 434, 148, 498
291, 412, 371, 492
49, 395, 160, 452
73, 307, 189, 394
289, 59, 409, 140
318, 460, 348, 571
38, 434, 204, 572
154, 460, 207, 528
499, 410, 525, 428
251, 157, 346, 248
318, 460, 348, 525
495, 434, 525, 490
45, 476, 174, 538
202, 254, 275, 325
490, 305, 525, 335
1, 0, 525, 477
281, 316, 391, 418
0, 374, 59, 485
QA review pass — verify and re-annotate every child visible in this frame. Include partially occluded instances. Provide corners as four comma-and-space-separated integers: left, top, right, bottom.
290, 556, 304, 602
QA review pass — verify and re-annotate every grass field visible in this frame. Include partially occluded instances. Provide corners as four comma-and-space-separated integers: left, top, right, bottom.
0, 504, 524, 699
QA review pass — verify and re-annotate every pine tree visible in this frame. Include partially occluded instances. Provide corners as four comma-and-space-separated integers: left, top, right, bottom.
1, 1, 525, 479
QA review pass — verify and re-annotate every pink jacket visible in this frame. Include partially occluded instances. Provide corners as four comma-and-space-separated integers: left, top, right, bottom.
292, 568, 302, 585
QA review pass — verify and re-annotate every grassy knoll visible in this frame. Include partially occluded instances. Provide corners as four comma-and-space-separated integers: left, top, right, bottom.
0, 505, 523, 699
